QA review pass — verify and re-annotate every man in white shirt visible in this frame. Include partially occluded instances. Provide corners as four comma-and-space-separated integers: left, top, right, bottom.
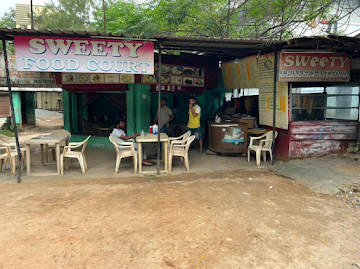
112, 120, 152, 166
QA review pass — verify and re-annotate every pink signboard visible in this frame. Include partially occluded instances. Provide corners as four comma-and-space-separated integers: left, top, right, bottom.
279, 52, 351, 82
14, 36, 154, 74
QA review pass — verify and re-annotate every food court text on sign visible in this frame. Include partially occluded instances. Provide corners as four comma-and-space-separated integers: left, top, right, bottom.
14, 36, 154, 74
279, 52, 351, 82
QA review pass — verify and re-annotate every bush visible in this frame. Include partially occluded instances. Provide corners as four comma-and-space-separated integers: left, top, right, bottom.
1, 116, 19, 132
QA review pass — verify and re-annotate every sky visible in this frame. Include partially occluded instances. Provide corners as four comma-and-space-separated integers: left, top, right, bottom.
0, 0, 51, 17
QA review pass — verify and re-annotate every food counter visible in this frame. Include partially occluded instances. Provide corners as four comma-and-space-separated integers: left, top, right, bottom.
208, 122, 248, 154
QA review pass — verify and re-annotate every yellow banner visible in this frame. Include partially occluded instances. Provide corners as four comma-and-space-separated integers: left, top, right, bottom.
221, 55, 259, 89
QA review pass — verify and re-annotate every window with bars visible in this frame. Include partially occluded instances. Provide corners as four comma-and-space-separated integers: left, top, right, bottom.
291, 86, 359, 121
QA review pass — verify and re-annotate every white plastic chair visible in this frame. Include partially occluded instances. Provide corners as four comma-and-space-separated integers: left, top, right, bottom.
109, 134, 138, 174
0, 135, 26, 170
0, 147, 9, 173
0, 139, 26, 175
168, 131, 191, 150
60, 135, 91, 175
248, 131, 278, 167
169, 135, 196, 172
45, 129, 71, 162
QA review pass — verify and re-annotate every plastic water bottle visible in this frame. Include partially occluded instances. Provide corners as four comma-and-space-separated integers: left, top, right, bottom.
153, 124, 158, 134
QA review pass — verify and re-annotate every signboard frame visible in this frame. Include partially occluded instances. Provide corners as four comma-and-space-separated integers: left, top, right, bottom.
14, 36, 154, 74
279, 52, 351, 82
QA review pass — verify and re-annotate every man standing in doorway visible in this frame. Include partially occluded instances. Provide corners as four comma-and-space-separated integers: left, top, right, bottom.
153, 98, 174, 133
187, 96, 203, 153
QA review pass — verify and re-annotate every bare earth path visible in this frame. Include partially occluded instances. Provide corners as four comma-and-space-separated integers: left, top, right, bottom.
0, 170, 359, 269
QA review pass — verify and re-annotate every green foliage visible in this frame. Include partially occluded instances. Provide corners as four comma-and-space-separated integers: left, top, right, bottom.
95, 0, 337, 39
93, 0, 160, 37
0, 7, 16, 52
0, 0, 350, 40
1, 117, 16, 133
34, 0, 95, 31
0, 130, 15, 137
0, 7, 16, 28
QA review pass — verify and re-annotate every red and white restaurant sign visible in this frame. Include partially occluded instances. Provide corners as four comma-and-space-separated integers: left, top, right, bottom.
14, 36, 154, 74
279, 52, 351, 82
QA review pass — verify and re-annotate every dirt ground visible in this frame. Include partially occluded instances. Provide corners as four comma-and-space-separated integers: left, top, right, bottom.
35, 115, 64, 129
36, 115, 64, 130
0, 170, 359, 269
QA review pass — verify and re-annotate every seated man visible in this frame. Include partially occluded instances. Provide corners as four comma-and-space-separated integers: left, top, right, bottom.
112, 120, 152, 166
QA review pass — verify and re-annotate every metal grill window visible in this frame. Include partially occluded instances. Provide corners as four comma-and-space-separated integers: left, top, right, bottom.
291, 86, 359, 121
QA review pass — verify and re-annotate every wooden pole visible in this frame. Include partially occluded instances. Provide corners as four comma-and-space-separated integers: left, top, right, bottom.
2, 37, 22, 183
272, 51, 278, 165
157, 45, 162, 175
103, 0, 106, 33
30, 0, 34, 30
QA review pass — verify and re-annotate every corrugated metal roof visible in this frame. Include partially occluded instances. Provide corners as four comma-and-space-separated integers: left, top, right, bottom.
155, 34, 360, 60
1, 28, 360, 60
0, 27, 127, 39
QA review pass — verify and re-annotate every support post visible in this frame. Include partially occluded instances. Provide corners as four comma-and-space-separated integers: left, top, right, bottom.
272, 51, 278, 166
103, 0, 106, 33
30, 0, 34, 29
2, 37, 22, 183
157, 45, 162, 175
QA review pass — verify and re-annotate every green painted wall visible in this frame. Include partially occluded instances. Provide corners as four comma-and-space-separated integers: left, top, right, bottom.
78, 93, 89, 121
126, 84, 151, 134
62, 90, 78, 134
25, 92, 36, 125
71, 92, 78, 134
62, 90, 71, 132
151, 92, 173, 120
12, 92, 22, 125
196, 93, 206, 136
61, 73, 227, 148
126, 86, 135, 135
70, 135, 113, 149
151, 92, 191, 125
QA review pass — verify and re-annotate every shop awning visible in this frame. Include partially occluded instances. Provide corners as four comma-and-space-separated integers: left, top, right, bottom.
0, 28, 127, 39
1, 28, 360, 60
155, 35, 360, 60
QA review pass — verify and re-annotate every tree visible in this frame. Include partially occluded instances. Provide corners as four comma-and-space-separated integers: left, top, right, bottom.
0, 7, 16, 52
150, 0, 337, 39
93, 0, 160, 37
34, 0, 95, 31
96, 0, 359, 40
0, 7, 16, 28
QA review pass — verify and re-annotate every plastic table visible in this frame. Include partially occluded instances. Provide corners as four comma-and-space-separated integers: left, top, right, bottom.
25, 134, 70, 176
136, 133, 169, 174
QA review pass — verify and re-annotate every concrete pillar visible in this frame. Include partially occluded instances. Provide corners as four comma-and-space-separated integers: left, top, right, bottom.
12, 92, 22, 127
25, 92, 36, 126
126, 84, 151, 134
